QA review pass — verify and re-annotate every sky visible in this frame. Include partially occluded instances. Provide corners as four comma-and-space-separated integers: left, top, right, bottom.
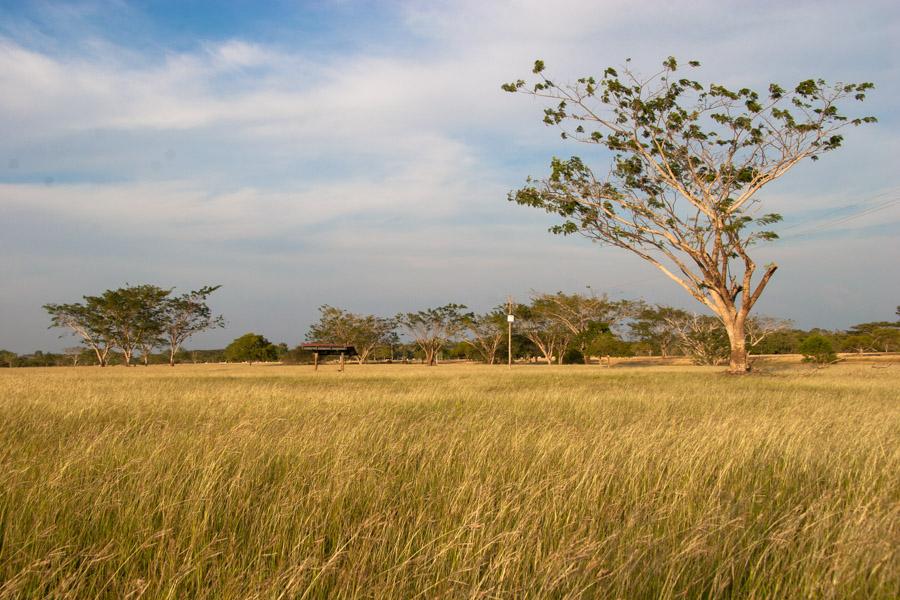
1, 0, 898, 353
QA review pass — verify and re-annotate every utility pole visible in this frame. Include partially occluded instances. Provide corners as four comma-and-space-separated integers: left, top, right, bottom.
507, 296, 515, 369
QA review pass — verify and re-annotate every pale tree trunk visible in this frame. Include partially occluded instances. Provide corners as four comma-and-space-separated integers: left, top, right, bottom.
538, 343, 554, 365
169, 343, 177, 367
92, 345, 107, 367
424, 345, 437, 366
723, 314, 750, 373
528, 338, 554, 365
358, 344, 376, 364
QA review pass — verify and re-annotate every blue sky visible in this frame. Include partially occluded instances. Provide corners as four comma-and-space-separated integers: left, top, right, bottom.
1, 0, 899, 352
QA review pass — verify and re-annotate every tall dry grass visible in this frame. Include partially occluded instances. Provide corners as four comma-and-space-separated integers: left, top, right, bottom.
0, 363, 897, 598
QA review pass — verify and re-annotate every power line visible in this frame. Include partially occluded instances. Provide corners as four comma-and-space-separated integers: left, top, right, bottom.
779, 194, 900, 240
778, 186, 900, 233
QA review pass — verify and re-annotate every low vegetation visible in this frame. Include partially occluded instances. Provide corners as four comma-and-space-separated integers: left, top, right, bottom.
1, 363, 897, 598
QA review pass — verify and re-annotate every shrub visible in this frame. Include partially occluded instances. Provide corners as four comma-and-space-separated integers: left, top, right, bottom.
799, 335, 837, 364
562, 348, 584, 364
224, 333, 279, 364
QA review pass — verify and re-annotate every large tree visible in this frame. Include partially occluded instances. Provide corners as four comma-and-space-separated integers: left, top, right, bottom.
44, 300, 115, 366
665, 312, 792, 365
504, 57, 874, 372
397, 304, 469, 366
161, 286, 225, 366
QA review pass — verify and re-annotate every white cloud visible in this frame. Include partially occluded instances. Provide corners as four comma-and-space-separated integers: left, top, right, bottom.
1, 0, 899, 351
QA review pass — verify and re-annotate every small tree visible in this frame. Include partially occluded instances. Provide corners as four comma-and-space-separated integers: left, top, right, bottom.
505, 57, 874, 373
161, 286, 224, 366
517, 300, 573, 365
532, 291, 633, 363
841, 334, 873, 354
224, 333, 279, 364
799, 335, 837, 364
463, 308, 507, 364
745, 315, 793, 350
629, 304, 691, 357
0, 350, 17, 368
847, 316, 900, 353
587, 332, 633, 359
397, 304, 469, 366
62, 347, 84, 366
664, 312, 731, 365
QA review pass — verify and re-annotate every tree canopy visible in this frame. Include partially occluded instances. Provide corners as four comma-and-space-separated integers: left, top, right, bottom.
224, 333, 279, 364
45, 284, 222, 366
397, 304, 470, 366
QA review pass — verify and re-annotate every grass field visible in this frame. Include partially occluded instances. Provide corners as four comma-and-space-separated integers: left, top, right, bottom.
1, 362, 898, 599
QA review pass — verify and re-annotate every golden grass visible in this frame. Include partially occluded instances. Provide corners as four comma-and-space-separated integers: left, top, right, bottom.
1, 363, 898, 598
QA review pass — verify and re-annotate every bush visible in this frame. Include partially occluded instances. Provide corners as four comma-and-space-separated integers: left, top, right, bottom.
224, 333, 279, 364
562, 348, 584, 364
799, 335, 837, 364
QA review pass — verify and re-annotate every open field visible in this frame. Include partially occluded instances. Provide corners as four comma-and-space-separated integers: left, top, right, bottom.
1, 363, 898, 599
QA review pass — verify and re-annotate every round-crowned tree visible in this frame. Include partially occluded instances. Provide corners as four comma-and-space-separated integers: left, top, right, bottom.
224, 333, 279, 364
799, 335, 837, 364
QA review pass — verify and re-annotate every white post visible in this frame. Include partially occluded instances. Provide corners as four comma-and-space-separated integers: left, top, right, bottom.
507, 296, 515, 369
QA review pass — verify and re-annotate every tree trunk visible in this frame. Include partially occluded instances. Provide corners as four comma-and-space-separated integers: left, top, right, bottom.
169, 345, 177, 366
92, 346, 106, 367
724, 318, 750, 373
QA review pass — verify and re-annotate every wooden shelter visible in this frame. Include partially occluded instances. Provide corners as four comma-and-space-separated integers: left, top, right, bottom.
300, 343, 358, 371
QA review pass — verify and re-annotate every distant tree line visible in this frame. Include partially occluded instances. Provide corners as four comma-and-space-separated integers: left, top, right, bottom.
1, 292, 896, 368
274, 296, 900, 367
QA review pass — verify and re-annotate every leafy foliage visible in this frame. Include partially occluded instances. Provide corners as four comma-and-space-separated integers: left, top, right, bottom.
45, 284, 222, 367
799, 335, 837, 364
462, 308, 508, 364
161, 286, 225, 366
397, 304, 470, 366
224, 333, 279, 364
